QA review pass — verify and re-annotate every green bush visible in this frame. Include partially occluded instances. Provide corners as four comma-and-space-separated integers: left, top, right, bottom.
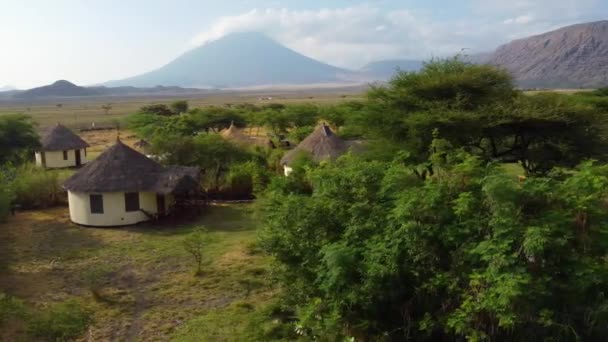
27, 299, 92, 341
0, 169, 15, 221
0, 292, 26, 327
11, 164, 68, 209
287, 126, 314, 143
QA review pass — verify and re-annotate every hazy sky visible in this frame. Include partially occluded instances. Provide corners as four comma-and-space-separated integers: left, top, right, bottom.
1, 0, 606, 88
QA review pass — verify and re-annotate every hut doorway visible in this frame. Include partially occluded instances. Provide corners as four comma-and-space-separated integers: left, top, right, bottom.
156, 194, 166, 216
75, 150, 82, 166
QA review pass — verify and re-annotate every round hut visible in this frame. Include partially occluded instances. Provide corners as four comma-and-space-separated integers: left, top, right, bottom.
63, 140, 200, 227
280, 123, 350, 176
35, 124, 90, 168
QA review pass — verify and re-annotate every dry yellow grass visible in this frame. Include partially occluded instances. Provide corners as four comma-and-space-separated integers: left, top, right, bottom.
0, 204, 276, 341
0, 91, 363, 128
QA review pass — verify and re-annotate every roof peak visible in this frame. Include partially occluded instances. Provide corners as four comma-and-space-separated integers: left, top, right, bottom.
41, 124, 89, 151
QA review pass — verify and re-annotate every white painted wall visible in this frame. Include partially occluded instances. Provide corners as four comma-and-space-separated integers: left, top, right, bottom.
35, 149, 88, 168
67, 191, 174, 227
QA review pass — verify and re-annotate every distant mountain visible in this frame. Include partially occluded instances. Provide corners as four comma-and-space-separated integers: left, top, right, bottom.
15, 80, 100, 98
360, 59, 423, 80
106, 32, 357, 88
482, 20, 608, 88
0, 85, 16, 92
4, 80, 208, 100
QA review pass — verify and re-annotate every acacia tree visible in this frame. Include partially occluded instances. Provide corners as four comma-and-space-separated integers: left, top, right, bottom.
257, 144, 608, 340
170, 100, 189, 115
358, 58, 607, 175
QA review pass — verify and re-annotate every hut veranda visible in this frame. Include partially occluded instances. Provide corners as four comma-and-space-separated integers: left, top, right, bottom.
280, 123, 358, 176
35, 124, 90, 168
63, 140, 200, 227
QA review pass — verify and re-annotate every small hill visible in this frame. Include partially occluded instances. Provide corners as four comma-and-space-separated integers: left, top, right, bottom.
360, 59, 423, 80
484, 20, 608, 88
106, 32, 356, 88
15, 80, 100, 98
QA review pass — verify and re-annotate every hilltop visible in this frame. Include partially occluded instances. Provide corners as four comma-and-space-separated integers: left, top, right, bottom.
106, 32, 357, 88
483, 20, 608, 88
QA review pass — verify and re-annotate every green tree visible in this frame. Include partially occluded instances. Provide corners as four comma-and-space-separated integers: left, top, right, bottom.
358, 58, 607, 174
140, 103, 175, 116
170, 100, 189, 115
0, 114, 40, 165
187, 107, 246, 133
257, 145, 608, 340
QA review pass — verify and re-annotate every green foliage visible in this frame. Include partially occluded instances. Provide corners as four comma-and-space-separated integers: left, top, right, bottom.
170, 100, 189, 115
11, 164, 67, 209
126, 112, 171, 137
183, 226, 210, 276
225, 161, 271, 198
0, 114, 40, 165
257, 146, 608, 340
188, 107, 246, 133
0, 292, 26, 327
140, 103, 175, 116
27, 299, 92, 341
0, 168, 15, 221
357, 58, 608, 174
287, 125, 314, 143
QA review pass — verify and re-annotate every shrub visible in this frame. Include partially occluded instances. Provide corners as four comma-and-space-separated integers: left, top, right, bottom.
0, 169, 15, 221
183, 226, 210, 276
0, 292, 26, 327
27, 299, 92, 341
11, 164, 68, 209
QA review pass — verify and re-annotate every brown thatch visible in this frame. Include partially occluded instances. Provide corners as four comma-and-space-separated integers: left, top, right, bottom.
63, 140, 200, 194
220, 122, 250, 143
280, 124, 350, 166
40, 124, 89, 151
221, 122, 268, 147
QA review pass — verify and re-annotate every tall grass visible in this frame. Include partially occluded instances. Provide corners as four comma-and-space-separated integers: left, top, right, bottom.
11, 164, 72, 209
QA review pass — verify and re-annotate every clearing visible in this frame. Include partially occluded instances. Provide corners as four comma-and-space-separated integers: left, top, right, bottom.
0, 203, 282, 341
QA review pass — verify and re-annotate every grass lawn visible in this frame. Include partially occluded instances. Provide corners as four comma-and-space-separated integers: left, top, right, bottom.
0, 203, 289, 341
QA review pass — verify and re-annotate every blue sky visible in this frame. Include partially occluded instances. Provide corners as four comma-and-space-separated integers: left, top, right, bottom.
1, 0, 606, 88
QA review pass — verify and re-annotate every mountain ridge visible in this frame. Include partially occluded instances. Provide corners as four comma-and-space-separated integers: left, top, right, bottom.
106, 32, 358, 88
483, 20, 608, 88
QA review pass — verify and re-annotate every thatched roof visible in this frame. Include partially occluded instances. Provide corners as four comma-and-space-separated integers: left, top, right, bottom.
63, 140, 200, 194
40, 124, 89, 151
280, 124, 351, 166
221, 122, 250, 142
221, 122, 269, 147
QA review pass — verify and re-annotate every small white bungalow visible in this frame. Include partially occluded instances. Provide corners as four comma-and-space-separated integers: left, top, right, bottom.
62, 140, 200, 227
35, 124, 89, 169
280, 123, 355, 176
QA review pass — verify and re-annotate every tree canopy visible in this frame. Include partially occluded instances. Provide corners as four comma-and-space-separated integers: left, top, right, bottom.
258, 144, 608, 340
0, 114, 40, 165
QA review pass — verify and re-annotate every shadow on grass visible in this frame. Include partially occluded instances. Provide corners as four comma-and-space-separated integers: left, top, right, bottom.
127, 203, 256, 237
0, 209, 107, 269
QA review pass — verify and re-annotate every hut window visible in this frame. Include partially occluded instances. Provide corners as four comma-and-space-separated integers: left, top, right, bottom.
63, 150, 68, 160
90, 194, 104, 214
124, 192, 140, 212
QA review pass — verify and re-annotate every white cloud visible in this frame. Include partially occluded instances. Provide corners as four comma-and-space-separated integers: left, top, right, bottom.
190, 3, 603, 69
504, 14, 534, 25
